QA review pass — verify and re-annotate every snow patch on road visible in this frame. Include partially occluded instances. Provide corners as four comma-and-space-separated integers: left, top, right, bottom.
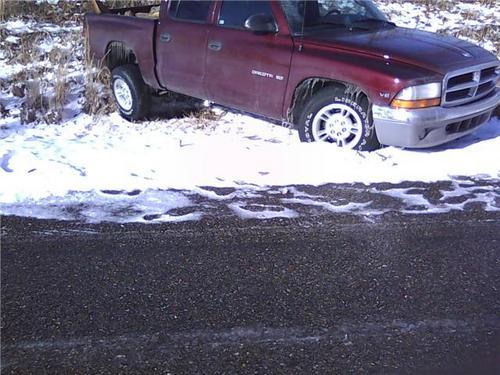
228, 202, 299, 220
0, 179, 498, 223
0, 190, 200, 224
374, 182, 500, 214
281, 198, 374, 214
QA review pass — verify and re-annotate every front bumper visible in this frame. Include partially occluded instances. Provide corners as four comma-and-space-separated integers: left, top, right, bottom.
372, 89, 500, 148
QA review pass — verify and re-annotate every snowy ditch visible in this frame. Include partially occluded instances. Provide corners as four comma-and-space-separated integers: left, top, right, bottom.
0, 112, 499, 223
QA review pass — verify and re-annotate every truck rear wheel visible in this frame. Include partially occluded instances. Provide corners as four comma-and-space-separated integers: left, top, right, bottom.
297, 86, 380, 151
111, 64, 151, 121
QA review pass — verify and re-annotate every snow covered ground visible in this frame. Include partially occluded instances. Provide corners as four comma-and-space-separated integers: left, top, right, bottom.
0, 1, 499, 223
1, 111, 499, 198
1, 109, 498, 222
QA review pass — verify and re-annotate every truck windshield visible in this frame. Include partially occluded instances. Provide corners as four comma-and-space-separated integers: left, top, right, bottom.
281, 0, 392, 35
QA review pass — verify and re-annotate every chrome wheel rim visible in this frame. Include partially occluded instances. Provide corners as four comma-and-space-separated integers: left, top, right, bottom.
113, 78, 133, 112
311, 103, 363, 148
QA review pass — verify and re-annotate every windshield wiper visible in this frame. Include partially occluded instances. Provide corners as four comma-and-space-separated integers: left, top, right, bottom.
352, 18, 396, 27
315, 21, 371, 31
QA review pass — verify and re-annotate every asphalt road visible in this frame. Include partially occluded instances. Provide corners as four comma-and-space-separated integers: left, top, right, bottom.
1, 211, 499, 374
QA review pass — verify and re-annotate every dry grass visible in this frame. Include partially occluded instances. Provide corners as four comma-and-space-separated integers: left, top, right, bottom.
0, 0, 5, 21
103, 0, 159, 9
15, 45, 72, 124
48, 49, 71, 123
20, 80, 44, 124
193, 107, 223, 122
0, 0, 160, 21
19, 69, 70, 125
83, 63, 115, 116
377, 0, 500, 55
1, 5, 116, 124
1, 0, 83, 22
19, 32, 48, 64
179, 105, 224, 131
82, 30, 115, 116
450, 24, 499, 47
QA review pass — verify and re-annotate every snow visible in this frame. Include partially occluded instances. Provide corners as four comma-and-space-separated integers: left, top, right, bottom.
0, 19, 79, 35
281, 198, 373, 214
0, 189, 203, 223
372, 183, 500, 214
0, 170, 497, 223
1, 112, 499, 206
0, 63, 24, 80
5, 36, 20, 44
228, 203, 299, 220
2, 20, 34, 34
0, 109, 498, 222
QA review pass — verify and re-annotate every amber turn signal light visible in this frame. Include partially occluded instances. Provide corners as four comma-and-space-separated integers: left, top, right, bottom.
391, 98, 441, 109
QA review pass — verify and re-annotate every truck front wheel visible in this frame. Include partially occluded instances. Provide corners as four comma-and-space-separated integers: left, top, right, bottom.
111, 64, 151, 121
298, 87, 380, 151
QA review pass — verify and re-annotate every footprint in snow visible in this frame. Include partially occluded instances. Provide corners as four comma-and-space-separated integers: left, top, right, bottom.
1, 151, 14, 173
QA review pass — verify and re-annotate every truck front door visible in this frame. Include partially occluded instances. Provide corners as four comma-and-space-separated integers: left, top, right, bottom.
156, 0, 213, 99
205, 1, 293, 119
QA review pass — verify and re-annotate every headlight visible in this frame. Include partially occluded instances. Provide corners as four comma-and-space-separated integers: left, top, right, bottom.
391, 82, 442, 109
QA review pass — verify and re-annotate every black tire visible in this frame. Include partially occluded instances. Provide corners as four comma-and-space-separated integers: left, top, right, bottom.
297, 86, 380, 151
111, 64, 151, 121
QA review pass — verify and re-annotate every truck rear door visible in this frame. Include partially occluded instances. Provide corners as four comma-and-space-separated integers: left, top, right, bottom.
205, 1, 293, 119
155, 0, 213, 99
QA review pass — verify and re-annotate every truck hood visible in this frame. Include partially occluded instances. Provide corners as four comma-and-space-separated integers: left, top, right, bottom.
304, 27, 498, 74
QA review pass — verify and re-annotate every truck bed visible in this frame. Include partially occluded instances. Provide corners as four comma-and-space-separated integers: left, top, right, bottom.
85, 4, 161, 89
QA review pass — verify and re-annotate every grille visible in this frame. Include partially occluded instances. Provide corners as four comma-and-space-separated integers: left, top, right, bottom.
442, 63, 499, 107
445, 111, 492, 134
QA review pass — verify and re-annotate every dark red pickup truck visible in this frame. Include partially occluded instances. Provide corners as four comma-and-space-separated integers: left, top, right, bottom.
86, 0, 500, 150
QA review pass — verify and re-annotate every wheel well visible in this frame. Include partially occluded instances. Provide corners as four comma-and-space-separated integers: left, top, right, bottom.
105, 42, 137, 71
287, 78, 370, 125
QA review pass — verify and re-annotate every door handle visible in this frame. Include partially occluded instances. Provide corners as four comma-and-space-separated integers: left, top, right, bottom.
160, 33, 172, 43
208, 40, 222, 51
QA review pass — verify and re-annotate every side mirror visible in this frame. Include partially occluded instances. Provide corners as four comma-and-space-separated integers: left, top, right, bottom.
244, 14, 277, 35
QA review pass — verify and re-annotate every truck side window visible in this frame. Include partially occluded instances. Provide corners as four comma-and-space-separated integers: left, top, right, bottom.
170, 0, 211, 23
218, 0, 273, 29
